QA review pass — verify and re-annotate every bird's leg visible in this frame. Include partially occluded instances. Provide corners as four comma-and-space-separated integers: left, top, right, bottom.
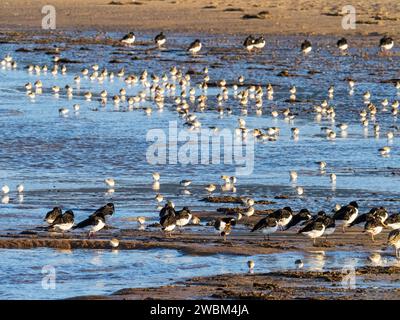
397, 249, 399, 259
223, 234, 227, 242
371, 234, 375, 242
313, 238, 316, 246
342, 225, 346, 233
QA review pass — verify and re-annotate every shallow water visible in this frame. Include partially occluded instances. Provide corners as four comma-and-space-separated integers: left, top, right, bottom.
0, 33, 399, 229
0, 32, 399, 298
0, 247, 398, 299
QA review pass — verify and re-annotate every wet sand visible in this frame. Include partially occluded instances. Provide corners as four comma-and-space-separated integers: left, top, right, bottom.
0, 0, 400, 36
74, 267, 400, 300
0, 209, 395, 255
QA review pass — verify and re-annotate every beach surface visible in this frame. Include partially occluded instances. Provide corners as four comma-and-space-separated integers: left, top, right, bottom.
1, 216, 400, 300
1, 0, 400, 36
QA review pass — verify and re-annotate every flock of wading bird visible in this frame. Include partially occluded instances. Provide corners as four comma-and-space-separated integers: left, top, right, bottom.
40, 195, 400, 258
1, 32, 399, 258
157, 198, 400, 258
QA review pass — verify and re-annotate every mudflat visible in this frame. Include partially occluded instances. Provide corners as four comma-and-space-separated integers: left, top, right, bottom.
0, 0, 399, 36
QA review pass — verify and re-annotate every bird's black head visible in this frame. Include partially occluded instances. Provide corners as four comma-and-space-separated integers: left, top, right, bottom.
283, 207, 292, 213
349, 201, 358, 208
230, 219, 237, 226
182, 206, 190, 211
64, 210, 74, 217
298, 209, 311, 219
317, 211, 326, 217
107, 203, 115, 210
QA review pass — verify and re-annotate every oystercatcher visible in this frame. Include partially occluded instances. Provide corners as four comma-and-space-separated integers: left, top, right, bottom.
379, 36, 394, 52
159, 201, 176, 218
175, 207, 192, 227
337, 37, 348, 52
332, 201, 359, 232
188, 39, 202, 54
155, 32, 166, 47
284, 209, 312, 230
301, 40, 312, 54
251, 217, 278, 240
47, 210, 75, 232
299, 220, 325, 246
120, 32, 135, 45
270, 207, 293, 229
44, 207, 63, 224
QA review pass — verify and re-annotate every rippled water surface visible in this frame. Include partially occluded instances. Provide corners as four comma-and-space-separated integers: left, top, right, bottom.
1, 248, 398, 299
0, 32, 399, 298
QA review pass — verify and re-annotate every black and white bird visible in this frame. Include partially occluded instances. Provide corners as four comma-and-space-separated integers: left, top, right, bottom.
89, 203, 115, 219
47, 210, 75, 232
270, 207, 293, 229
160, 209, 176, 237
364, 217, 386, 242
387, 229, 400, 258
379, 36, 394, 52
301, 40, 312, 54
159, 201, 176, 218
175, 207, 192, 227
214, 217, 236, 241
284, 209, 312, 230
370, 207, 389, 223
253, 36, 266, 49
349, 207, 387, 227
120, 32, 135, 45
314, 212, 336, 239
188, 39, 202, 54
336, 37, 348, 52
74, 215, 106, 237
155, 32, 166, 47
251, 217, 278, 240
243, 35, 255, 51
385, 213, 400, 230
44, 207, 62, 224
332, 201, 359, 232
299, 221, 325, 246
73, 203, 115, 237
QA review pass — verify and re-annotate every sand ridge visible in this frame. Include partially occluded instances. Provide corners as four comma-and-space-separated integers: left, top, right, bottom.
0, 0, 400, 36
